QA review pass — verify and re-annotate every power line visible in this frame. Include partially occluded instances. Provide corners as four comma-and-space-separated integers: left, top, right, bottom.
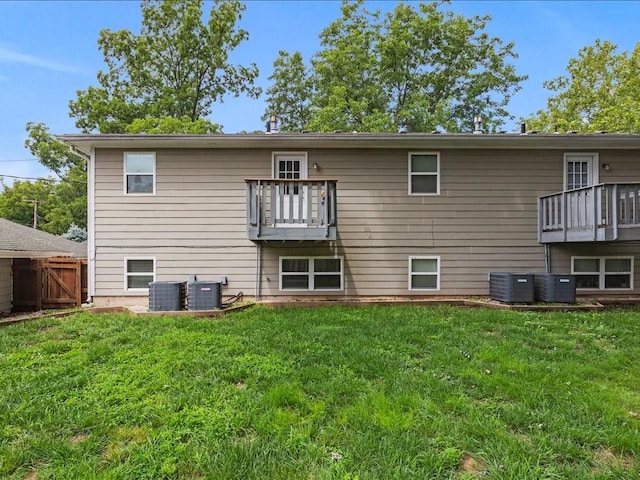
0, 173, 87, 186
0, 174, 56, 181
0, 159, 40, 163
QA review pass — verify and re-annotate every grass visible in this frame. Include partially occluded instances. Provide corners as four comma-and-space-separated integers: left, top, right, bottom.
0, 305, 639, 479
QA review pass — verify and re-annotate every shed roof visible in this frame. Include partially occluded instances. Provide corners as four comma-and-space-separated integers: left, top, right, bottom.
0, 218, 87, 259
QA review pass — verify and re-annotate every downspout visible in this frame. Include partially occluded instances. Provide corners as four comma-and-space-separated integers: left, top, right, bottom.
63, 142, 93, 303
544, 244, 551, 274
87, 147, 96, 303
255, 242, 262, 301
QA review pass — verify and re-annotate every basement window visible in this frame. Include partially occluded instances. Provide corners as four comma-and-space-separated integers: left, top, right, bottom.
409, 256, 440, 290
280, 257, 343, 291
125, 257, 155, 291
572, 257, 633, 290
124, 152, 156, 194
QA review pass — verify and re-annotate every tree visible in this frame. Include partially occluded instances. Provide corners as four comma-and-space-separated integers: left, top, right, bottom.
125, 116, 220, 134
20, 123, 88, 234
526, 40, 640, 133
377, 2, 524, 133
264, 0, 526, 133
262, 51, 313, 132
69, 0, 260, 134
309, 0, 390, 132
63, 224, 88, 243
0, 179, 55, 230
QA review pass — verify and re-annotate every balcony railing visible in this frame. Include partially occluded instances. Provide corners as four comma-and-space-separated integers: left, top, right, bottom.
246, 178, 337, 241
539, 183, 640, 243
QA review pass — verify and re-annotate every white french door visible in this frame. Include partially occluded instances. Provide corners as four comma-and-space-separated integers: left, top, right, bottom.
564, 153, 599, 227
273, 152, 308, 224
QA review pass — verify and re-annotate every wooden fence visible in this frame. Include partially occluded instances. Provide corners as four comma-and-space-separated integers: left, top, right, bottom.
12, 257, 87, 312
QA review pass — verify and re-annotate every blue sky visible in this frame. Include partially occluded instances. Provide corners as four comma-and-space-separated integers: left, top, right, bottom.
1, 0, 639, 186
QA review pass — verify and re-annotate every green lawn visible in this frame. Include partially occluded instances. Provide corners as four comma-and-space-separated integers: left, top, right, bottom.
1, 305, 638, 479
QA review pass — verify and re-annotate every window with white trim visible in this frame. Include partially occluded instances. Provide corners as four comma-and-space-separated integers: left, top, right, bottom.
409, 152, 439, 195
125, 258, 155, 290
280, 257, 343, 291
572, 256, 633, 290
409, 256, 440, 290
124, 152, 155, 194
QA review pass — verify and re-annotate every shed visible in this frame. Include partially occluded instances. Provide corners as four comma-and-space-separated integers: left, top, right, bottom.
0, 218, 87, 314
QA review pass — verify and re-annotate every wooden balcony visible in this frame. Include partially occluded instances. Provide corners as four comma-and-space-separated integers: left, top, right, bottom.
246, 178, 337, 241
539, 183, 640, 243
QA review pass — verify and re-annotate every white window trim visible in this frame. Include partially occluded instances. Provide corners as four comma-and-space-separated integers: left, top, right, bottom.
571, 256, 634, 291
408, 152, 440, 196
272, 151, 309, 179
124, 257, 156, 292
563, 153, 599, 191
124, 152, 156, 196
279, 256, 344, 292
409, 256, 441, 291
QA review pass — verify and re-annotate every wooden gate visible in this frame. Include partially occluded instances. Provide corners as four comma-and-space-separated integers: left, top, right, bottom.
12, 257, 87, 312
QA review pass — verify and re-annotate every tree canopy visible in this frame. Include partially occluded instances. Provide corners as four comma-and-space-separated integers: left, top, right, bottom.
69, 0, 260, 134
526, 39, 640, 133
264, 0, 526, 133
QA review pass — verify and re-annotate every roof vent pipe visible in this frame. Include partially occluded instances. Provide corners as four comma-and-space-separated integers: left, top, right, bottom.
520, 122, 526, 134
266, 115, 279, 134
473, 115, 483, 134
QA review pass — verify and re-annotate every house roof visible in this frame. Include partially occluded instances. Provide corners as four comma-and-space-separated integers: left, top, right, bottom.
0, 218, 87, 259
59, 132, 640, 154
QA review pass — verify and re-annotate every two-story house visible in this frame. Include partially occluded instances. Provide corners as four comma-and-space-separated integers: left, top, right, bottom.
60, 132, 640, 307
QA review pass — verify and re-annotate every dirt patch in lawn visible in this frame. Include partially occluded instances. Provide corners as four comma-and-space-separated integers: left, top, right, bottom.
70, 432, 89, 444
457, 453, 486, 478
592, 447, 635, 472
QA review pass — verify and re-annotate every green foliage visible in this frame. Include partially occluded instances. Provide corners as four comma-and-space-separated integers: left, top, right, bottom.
0, 165, 87, 234
17, 123, 88, 233
1, 306, 639, 479
0, 178, 55, 229
264, 0, 526, 133
262, 51, 313, 132
24, 122, 85, 177
526, 39, 640, 133
62, 224, 88, 243
69, 0, 260, 133
125, 116, 220, 134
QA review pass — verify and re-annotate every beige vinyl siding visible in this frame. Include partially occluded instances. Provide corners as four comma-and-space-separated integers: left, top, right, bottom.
93, 149, 261, 298
92, 146, 640, 302
0, 258, 11, 313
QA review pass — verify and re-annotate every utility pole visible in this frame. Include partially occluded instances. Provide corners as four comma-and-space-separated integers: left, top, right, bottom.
23, 199, 39, 229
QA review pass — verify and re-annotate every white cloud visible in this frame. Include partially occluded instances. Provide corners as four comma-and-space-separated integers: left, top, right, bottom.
0, 45, 78, 74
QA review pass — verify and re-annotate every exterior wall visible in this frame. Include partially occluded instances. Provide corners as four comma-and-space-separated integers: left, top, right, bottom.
0, 258, 11, 313
92, 146, 640, 305
93, 148, 262, 304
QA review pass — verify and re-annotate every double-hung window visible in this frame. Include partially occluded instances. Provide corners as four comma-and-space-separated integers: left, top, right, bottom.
409, 152, 439, 195
572, 257, 633, 290
125, 258, 155, 291
280, 257, 343, 291
124, 152, 155, 194
409, 256, 440, 290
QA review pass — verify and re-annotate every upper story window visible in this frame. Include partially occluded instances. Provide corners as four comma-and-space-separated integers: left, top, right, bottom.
409, 152, 439, 195
124, 152, 155, 195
